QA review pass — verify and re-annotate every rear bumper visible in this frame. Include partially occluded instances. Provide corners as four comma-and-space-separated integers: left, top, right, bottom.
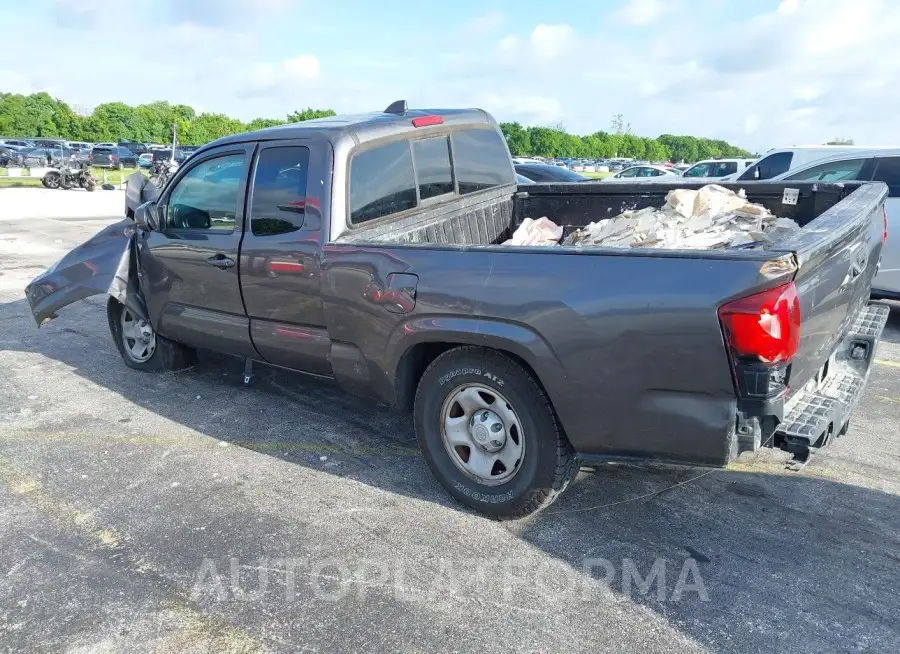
775, 302, 890, 457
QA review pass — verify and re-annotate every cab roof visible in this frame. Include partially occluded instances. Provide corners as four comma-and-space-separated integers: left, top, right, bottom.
205, 104, 495, 152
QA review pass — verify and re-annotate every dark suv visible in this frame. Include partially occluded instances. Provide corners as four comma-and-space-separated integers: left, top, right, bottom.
119, 141, 149, 156
90, 146, 138, 169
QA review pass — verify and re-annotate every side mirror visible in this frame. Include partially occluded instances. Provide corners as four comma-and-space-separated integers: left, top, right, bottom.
134, 201, 159, 231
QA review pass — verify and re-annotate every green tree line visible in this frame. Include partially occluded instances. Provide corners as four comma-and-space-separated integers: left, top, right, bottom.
0, 92, 751, 162
0, 92, 335, 145
500, 121, 753, 163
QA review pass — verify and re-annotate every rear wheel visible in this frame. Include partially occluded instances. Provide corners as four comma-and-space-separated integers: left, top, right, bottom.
107, 298, 197, 372
414, 346, 578, 519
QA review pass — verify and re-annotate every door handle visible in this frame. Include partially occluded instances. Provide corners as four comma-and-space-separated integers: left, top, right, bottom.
206, 255, 235, 269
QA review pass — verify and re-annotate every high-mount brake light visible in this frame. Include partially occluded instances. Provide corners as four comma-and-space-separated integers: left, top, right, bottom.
718, 282, 801, 364
412, 115, 443, 128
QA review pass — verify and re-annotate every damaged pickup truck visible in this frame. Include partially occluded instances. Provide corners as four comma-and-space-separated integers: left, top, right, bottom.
26, 103, 891, 518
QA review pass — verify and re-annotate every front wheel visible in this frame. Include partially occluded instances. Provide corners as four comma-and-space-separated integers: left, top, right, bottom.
107, 298, 197, 372
43, 172, 60, 189
414, 346, 578, 519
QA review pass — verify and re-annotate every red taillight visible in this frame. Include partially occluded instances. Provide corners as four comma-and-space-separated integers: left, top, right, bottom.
412, 115, 443, 128
718, 282, 801, 364
884, 206, 889, 244
88, 154, 93, 161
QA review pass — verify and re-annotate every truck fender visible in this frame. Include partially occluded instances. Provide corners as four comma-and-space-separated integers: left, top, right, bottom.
388, 316, 568, 410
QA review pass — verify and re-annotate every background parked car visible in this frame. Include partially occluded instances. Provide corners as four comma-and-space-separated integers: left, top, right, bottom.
0, 145, 25, 167
119, 141, 149, 156
765, 149, 900, 298
73, 147, 93, 164
151, 149, 187, 164
0, 139, 33, 148
602, 164, 680, 181
89, 146, 138, 169
30, 139, 67, 150
515, 163, 589, 182
21, 147, 75, 167
176, 146, 199, 160
681, 158, 755, 180
138, 153, 154, 168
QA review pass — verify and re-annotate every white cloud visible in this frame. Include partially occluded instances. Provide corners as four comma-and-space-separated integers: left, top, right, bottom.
476, 93, 564, 126
744, 115, 760, 135
529, 24, 576, 59
283, 55, 321, 81
611, 0, 675, 26
777, 0, 799, 14
496, 25, 577, 64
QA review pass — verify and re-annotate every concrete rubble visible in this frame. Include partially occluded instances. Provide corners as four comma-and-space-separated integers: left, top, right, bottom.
506, 185, 801, 250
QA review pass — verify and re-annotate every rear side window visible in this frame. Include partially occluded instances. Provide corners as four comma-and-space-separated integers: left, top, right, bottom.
250, 146, 310, 235
350, 140, 417, 224
412, 137, 453, 200
786, 158, 867, 182
451, 129, 515, 194
871, 157, 900, 197
743, 152, 793, 180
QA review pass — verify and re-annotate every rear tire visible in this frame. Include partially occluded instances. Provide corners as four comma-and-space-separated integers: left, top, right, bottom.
107, 298, 197, 372
413, 346, 578, 519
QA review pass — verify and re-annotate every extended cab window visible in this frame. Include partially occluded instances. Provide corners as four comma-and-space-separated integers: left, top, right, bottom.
251, 146, 310, 235
451, 129, 515, 194
412, 137, 453, 200
871, 157, 900, 197
350, 140, 417, 224
786, 158, 867, 182
165, 153, 245, 232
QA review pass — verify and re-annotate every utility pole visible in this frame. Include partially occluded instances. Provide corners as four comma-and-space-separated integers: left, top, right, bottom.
171, 121, 177, 163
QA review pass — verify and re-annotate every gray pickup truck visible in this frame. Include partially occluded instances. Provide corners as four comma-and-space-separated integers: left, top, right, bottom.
26, 102, 891, 518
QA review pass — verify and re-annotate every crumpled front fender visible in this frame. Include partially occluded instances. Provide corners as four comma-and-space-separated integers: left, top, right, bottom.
24, 218, 148, 327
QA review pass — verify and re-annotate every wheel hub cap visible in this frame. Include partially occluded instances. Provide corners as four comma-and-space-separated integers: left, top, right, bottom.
136, 321, 153, 343
439, 383, 525, 486
470, 410, 506, 452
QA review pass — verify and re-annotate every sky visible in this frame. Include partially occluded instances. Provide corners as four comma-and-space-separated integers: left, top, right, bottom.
1, 0, 898, 152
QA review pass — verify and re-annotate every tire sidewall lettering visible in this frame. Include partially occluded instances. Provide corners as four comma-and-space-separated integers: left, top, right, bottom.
453, 481, 514, 504
439, 368, 505, 388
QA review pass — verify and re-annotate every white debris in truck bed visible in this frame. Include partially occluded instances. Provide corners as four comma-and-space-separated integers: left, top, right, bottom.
502, 184, 796, 251
564, 185, 800, 249
504, 216, 564, 246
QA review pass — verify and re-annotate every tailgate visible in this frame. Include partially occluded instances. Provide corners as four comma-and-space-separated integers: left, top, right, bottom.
777, 182, 888, 393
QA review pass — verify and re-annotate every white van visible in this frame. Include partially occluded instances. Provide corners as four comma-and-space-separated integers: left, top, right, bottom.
732, 146, 898, 182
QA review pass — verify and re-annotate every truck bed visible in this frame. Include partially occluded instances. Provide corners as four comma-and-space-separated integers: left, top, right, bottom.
338, 181, 857, 251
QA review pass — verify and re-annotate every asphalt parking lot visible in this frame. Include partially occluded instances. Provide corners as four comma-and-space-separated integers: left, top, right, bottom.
1, 188, 899, 653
